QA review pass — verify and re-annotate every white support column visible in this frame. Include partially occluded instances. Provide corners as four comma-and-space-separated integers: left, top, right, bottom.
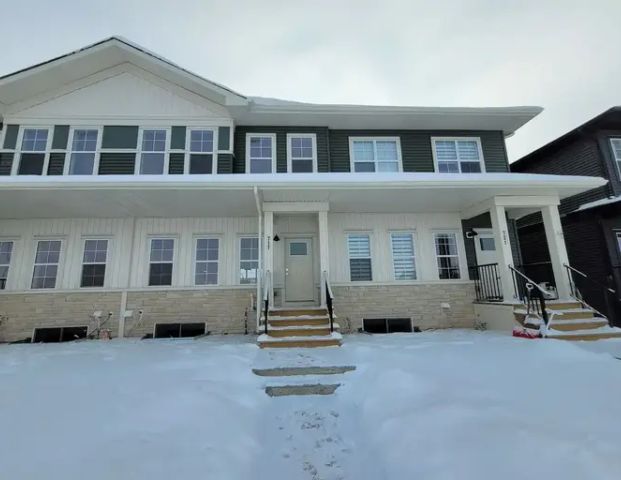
263, 211, 274, 305
318, 210, 330, 306
489, 204, 517, 302
541, 204, 572, 299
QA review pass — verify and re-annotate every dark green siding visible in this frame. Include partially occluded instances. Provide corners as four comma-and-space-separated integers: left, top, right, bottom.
101, 126, 139, 149
0, 153, 13, 175
168, 153, 185, 174
98, 153, 136, 174
218, 127, 230, 151
329, 130, 508, 172
233, 126, 330, 173
217, 153, 233, 174
171, 126, 186, 150
3, 125, 19, 149
52, 125, 70, 150
47, 153, 65, 175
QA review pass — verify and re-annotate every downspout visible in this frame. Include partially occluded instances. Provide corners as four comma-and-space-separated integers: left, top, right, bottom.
118, 216, 137, 338
254, 186, 263, 332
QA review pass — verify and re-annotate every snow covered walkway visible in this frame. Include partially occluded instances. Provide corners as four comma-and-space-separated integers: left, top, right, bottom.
2, 331, 621, 479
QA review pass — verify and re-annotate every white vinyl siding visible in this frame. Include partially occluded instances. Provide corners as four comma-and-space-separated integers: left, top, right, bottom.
239, 236, 259, 284
434, 232, 461, 279
349, 137, 401, 173
432, 137, 484, 173
0, 241, 14, 289
348, 234, 372, 281
31, 240, 62, 289
195, 238, 219, 285
391, 233, 416, 280
246, 134, 276, 173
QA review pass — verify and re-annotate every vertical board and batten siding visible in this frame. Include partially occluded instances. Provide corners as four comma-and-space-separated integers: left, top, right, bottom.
328, 130, 509, 172
327, 213, 469, 284
233, 126, 330, 173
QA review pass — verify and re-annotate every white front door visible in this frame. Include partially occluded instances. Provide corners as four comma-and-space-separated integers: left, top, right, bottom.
285, 238, 314, 303
474, 229, 498, 266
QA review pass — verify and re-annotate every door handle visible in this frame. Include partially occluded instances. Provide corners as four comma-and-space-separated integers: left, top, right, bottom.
285, 268, 289, 276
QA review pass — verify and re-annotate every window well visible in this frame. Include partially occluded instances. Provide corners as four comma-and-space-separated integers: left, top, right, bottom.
154, 323, 206, 338
32, 326, 88, 343
363, 318, 412, 334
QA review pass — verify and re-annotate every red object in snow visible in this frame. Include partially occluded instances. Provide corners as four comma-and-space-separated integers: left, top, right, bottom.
512, 326, 541, 339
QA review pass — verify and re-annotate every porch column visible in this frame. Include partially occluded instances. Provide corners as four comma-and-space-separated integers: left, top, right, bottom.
318, 210, 329, 306
263, 211, 275, 305
541, 204, 572, 298
489, 204, 517, 302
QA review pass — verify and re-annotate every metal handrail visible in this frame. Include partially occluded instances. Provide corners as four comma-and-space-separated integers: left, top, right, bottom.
564, 264, 617, 295
323, 270, 335, 333
508, 265, 552, 298
509, 265, 552, 328
564, 264, 617, 326
262, 270, 271, 335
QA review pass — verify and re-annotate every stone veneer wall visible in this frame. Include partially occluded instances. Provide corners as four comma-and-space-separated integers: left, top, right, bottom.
332, 283, 476, 333
0, 288, 256, 342
0, 292, 122, 342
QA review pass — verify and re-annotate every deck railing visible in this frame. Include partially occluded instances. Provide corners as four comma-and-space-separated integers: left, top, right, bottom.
262, 270, 272, 335
469, 263, 503, 302
323, 271, 335, 333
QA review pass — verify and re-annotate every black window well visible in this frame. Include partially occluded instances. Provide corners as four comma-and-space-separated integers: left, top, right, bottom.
154, 323, 206, 338
363, 318, 412, 334
33, 326, 88, 343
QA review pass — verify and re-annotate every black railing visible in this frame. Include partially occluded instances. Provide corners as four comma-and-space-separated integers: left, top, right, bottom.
564, 264, 620, 326
262, 270, 271, 335
514, 261, 556, 291
469, 263, 503, 302
509, 265, 553, 327
324, 272, 335, 333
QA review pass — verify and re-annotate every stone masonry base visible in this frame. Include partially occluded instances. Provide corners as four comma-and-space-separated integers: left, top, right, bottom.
332, 283, 476, 333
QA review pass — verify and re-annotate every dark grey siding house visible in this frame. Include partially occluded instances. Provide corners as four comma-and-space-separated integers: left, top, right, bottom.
511, 107, 621, 324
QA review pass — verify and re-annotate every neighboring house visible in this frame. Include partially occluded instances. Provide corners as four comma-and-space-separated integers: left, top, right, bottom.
511, 108, 621, 325
0, 37, 605, 343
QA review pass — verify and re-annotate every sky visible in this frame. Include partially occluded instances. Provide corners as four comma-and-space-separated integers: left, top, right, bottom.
1, 0, 621, 161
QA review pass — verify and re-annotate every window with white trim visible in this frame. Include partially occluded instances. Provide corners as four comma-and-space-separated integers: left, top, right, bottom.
391, 232, 417, 280
432, 138, 484, 173
195, 238, 219, 285
287, 134, 316, 173
81, 239, 108, 288
189, 129, 214, 174
616, 231, 621, 255
247, 134, 275, 173
32, 240, 61, 289
0, 241, 14, 290
239, 237, 259, 284
140, 129, 167, 174
348, 234, 372, 281
18, 128, 49, 175
609, 139, 621, 177
149, 238, 174, 286
434, 232, 461, 279
350, 137, 401, 172
69, 129, 99, 175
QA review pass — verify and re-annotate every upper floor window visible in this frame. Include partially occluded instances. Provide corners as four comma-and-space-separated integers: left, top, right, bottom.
349, 137, 401, 172
140, 129, 167, 174
609, 138, 621, 176
246, 134, 276, 173
432, 137, 484, 173
287, 134, 317, 173
69, 129, 99, 175
189, 129, 215, 174
18, 128, 49, 175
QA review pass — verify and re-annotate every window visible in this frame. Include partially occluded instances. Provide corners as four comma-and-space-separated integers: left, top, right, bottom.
348, 234, 372, 281
391, 233, 416, 280
479, 237, 496, 251
189, 129, 214, 174
289, 242, 308, 256
240, 237, 259, 284
434, 233, 461, 279
18, 128, 49, 175
0, 241, 14, 289
432, 137, 484, 173
195, 238, 219, 285
32, 240, 61, 289
247, 134, 275, 173
287, 134, 316, 173
610, 139, 621, 177
349, 137, 401, 172
616, 232, 621, 255
69, 129, 98, 174
149, 238, 174, 286
81, 239, 108, 288
140, 129, 167, 174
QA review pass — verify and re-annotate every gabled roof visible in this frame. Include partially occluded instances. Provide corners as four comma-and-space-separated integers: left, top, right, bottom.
0, 36, 543, 135
512, 107, 621, 170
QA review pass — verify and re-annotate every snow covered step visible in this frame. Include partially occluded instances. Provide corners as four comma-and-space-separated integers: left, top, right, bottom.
269, 308, 328, 317
265, 383, 340, 397
267, 316, 331, 327
266, 324, 340, 337
546, 326, 621, 341
252, 365, 355, 377
257, 332, 342, 349
548, 318, 608, 331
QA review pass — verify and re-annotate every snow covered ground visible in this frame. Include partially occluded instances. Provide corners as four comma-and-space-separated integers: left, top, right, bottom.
1, 331, 621, 479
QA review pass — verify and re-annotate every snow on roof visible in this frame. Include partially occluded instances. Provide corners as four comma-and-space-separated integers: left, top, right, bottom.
575, 195, 621, 212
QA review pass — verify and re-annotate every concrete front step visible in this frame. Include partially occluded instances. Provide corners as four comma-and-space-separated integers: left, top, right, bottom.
546, 326, 621, 341
548, 319, 608, 331
269, 308, 328, 317
265, 383, 340, 397
268, 317, 330, 327
268, 327, 332, 337
252, 366, 356, 377
548, 310, 595, 320
257, 332, 342, 348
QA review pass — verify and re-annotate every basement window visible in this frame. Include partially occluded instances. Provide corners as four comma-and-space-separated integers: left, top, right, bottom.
32, 326, 88, 343
363, 318, 412, 334
154, 323, 206, 338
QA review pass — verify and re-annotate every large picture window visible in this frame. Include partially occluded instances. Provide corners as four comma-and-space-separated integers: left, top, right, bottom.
69, 129, 98, 175
239, 237, 259, 284
149, 238, 174, 286
81, 239, 108, 288
432, 137, 484, 173
0, 241, 14, 289
434, 232, 461, 279
195, 238, 219, 285
348, 234, 372, 281
391, 232, 417, 280
350, 137, 401, 172
247, 134, 275, 173
18, 128, 49, 175
32, 240, 61, 289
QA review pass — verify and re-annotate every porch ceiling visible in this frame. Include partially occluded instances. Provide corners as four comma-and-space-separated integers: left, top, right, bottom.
0, 173, 606, 219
